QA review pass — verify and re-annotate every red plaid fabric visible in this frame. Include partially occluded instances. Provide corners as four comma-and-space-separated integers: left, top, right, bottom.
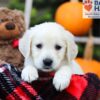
0, 64, 99, 100
0, 64, 42, 100
32, 72, 100, 100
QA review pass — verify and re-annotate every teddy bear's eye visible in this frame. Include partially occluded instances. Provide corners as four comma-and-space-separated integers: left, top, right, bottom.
0, 19, 3, 23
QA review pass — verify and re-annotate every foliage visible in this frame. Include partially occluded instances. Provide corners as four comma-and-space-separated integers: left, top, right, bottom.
8, 0, 67, 26
8, 0, 24, 11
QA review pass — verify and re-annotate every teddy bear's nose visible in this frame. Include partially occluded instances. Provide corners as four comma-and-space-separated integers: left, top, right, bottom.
5, 22, 15, 30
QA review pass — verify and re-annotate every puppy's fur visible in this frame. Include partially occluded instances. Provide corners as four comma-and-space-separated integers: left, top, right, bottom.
19, 22, 83, 91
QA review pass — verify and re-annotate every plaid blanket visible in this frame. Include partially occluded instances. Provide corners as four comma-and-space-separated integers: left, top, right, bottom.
0, 64, 42, 100
32, 72, 100, 100
0, 64, 100, 100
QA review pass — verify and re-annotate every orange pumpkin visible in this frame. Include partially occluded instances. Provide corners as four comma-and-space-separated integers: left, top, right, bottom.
76, 58, 100, 77
55, 2, 93, 36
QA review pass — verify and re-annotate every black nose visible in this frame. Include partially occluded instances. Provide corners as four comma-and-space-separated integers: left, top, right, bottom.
43, 58, 53, 67
5, 22, 15, 30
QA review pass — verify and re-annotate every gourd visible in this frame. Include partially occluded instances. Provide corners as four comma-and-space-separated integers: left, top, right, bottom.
55, 0, 93, 36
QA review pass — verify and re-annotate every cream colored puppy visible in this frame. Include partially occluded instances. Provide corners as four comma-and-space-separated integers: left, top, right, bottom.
19, 22, 83, 91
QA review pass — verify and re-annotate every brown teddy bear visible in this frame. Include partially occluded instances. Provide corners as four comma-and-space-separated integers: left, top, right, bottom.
0, 7, 25, 68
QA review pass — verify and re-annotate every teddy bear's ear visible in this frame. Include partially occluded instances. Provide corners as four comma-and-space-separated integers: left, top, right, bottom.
19, 29, 33, 59
64, 30, 78, 64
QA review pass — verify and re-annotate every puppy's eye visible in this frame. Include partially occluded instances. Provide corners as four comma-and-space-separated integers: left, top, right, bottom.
36, 44, 42, 49
55, 45, 62, 50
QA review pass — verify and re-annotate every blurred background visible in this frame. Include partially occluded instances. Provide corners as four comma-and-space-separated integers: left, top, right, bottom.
0, 0, 100, 61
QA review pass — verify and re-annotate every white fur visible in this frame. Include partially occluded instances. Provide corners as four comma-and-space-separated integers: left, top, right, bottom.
21, 56, 38, 82
53, 66, 72, 91
19, 22, 83, 91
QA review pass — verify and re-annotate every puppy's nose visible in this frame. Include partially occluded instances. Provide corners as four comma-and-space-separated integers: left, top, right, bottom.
43, 58, 53, 67
5, 22, 15, 30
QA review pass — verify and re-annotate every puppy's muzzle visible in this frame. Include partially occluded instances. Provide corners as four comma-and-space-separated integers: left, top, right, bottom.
43, 58, 53, 69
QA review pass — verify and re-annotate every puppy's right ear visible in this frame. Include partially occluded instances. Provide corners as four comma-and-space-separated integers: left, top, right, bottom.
19, 29, 33, 59
64, 30, 78, 64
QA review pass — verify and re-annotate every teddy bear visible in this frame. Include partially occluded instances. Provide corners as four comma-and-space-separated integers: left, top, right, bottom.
0, 7, 25, 68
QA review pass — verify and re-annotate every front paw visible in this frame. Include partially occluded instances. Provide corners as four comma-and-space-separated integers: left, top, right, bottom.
21, 66, 38, 83
53, 71, 71, 91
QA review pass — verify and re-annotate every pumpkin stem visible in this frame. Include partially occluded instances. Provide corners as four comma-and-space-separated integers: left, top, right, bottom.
70, 0, 78, 2
84, 29, 94, 60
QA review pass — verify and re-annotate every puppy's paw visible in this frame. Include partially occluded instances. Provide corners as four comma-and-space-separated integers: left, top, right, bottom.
53, 70, 71, 91
21, 66, 38, 83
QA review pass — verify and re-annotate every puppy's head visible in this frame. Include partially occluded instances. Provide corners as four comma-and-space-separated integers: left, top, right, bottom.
19, 22, 78, 72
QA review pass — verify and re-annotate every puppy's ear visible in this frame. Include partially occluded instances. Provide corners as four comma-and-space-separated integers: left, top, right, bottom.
64, 30, 78, 64
19, 29, 33, 59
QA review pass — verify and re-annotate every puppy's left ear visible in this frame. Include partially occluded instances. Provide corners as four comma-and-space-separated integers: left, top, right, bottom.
19, 29, 34, 59
64, 30, 78, 64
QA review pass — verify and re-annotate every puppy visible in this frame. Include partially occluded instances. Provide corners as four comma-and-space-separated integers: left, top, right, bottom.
19, 22, 83, 91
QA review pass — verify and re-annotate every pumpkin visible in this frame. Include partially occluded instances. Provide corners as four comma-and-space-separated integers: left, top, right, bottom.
55, 1, 93, 36
76, 58, 100, 77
